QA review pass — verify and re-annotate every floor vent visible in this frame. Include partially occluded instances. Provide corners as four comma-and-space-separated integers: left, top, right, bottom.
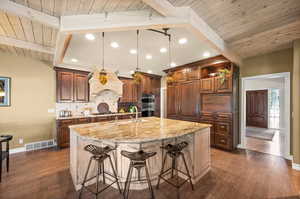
25, 139, 56, 151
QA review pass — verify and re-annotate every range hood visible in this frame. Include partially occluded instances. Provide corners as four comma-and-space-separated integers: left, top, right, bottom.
89, 69, 123, 101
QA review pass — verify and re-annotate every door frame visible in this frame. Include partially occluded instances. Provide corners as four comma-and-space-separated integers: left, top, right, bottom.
240, 72, 291, 160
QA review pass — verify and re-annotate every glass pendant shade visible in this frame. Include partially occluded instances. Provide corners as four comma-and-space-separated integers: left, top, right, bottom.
99, 32, 108, 85
99, 68, 108, 85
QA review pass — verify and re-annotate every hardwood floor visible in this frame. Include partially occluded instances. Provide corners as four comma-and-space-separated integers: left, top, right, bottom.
0, 148, 299, 199
245, 129, 285, 157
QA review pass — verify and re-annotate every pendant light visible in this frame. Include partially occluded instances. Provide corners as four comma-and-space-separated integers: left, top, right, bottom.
99, 32, 108, 85
132, 30, 142, 84
166, 32, 175, 83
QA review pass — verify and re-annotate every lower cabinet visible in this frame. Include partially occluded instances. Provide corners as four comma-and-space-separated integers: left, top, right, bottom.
56, 114, 136, 148
200, 113, 233, 150
57, 119, 75, 148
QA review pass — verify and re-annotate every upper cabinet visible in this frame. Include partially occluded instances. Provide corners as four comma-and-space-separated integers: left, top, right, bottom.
119, 77, 138, 103
55, 67, 90, 103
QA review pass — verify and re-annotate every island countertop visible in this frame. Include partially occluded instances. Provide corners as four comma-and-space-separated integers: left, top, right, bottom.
69, 117, 211, 143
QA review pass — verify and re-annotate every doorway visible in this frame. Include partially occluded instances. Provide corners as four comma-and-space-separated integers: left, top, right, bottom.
241, 72, 291, 160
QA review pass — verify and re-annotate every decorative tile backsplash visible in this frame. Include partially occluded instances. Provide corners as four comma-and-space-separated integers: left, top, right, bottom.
56, 90, 120, 117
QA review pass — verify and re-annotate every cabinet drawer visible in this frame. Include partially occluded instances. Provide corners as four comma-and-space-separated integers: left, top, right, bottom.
215, 122, 231, 136
216, 113, 232, 121
58, 119, 74, 126
77, 118, 90, 124
215, 134, 231, 149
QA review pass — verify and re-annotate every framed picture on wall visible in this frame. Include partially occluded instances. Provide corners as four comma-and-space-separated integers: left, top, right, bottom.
0, 77, 11, 106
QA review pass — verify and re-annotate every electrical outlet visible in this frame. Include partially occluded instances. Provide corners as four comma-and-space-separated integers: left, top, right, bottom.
48, 108, 55, 113
19, 138, 23, 144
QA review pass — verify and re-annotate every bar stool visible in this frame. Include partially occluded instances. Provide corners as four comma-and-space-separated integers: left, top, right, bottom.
0, 135, 13, 183
156, 141, 194, 199
79, 144, 122, 198
121, 150, 157, 199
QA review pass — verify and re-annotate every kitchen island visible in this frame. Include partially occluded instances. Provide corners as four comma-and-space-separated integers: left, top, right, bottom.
69, 117, 211, 190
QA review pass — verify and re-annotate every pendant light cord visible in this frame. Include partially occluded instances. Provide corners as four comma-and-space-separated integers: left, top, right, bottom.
102, 32, 105, 70
136, 30, 140, 71
168, 35, 171, 68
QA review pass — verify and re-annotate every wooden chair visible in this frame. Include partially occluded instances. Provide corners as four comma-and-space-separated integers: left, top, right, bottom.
0, 135, 13, 183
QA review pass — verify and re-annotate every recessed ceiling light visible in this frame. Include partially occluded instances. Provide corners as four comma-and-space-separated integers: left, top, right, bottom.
146, 54, 152, 60
85, 33, 95, 40
203, 51, 210, 58
110, 42, 119, 48
71, 58, 78, 63
160, 47, 167, 53
147, 70, 153, 74
170, 62, 177, 67
178, 38, 188, 44
130, 49, 137, 54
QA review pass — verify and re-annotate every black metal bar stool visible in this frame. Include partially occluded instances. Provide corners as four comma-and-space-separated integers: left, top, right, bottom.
79, 144, 122, 198
156, 141, 194, 199
0, 135, 13, 183
121, 150, 157, 199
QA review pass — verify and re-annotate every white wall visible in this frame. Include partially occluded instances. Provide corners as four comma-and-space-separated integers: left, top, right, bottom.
245, 77, 285, 130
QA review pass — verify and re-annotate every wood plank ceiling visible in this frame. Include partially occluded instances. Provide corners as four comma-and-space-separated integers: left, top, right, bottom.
0, 0, 151, 63
168, 0, 300, 58
1, 0, 300, 62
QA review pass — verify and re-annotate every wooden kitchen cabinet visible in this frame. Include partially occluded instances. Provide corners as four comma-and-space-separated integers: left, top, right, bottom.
57, 119, 75, 148
164, 55, 239, 151
55, 67, 90, 103
200, 78, 215, 93
178, 81, 199, 121
119, 77, 138, 103
167, 84, 179, 118
56, 114, 137, 148
56, 71, 74, 102
215, 75, 232, 93
74, 73, 89, 102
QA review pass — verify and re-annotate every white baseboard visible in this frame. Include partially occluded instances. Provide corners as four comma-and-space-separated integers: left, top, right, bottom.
292, 163, 300, 171
10, 147, 26, 154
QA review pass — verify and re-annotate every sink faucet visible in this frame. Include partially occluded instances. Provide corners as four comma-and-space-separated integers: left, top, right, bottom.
132, 106, 139, 122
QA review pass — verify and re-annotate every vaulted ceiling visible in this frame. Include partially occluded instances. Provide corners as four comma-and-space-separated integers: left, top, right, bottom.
0, 0, 299, 69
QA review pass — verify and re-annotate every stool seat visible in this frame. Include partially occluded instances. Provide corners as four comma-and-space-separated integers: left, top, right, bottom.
121, 150, 156, 161
84, 144, 115, 156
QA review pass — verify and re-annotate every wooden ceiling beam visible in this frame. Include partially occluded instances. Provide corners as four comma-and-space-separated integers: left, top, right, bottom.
60, 10, 188, 33
53, 33, 72, 66
142, 0, 242, 65
0, 0, 59, 29
0, 35, 54, 54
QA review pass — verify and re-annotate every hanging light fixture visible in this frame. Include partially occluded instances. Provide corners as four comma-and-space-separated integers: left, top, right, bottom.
99, 32, 108, 85
132, 30, 142, 84
166, 31, 175, 83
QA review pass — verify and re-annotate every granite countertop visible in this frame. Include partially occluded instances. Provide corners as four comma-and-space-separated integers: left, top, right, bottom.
56, 112, 139, 120
69, 117, 211, 143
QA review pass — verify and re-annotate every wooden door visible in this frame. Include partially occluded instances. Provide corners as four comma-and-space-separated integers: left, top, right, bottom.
200, 78, 215, 93
246, 90, 268, 128
57, 71, 74, 102
74, 73, 89, 102
178, 81, 199, 121
215, 75, 232, 93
